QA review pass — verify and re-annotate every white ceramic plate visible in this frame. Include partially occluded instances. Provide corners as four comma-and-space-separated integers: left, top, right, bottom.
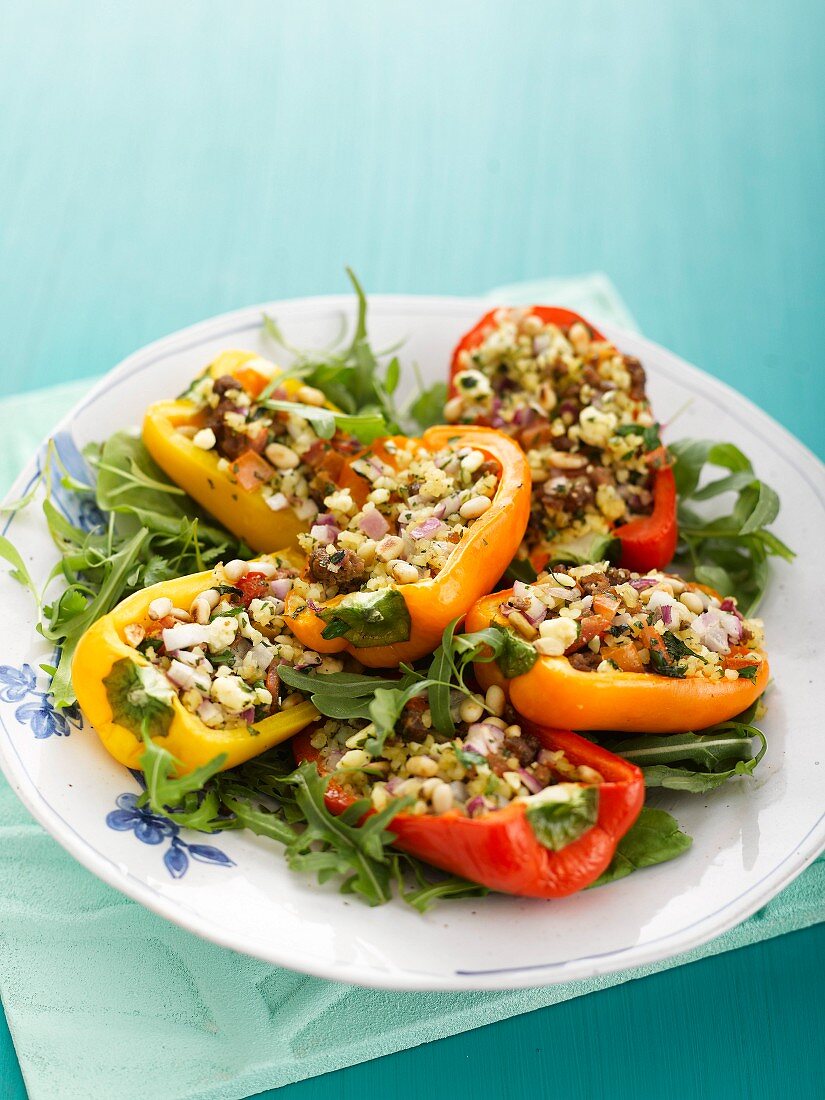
1, 296, 824, 992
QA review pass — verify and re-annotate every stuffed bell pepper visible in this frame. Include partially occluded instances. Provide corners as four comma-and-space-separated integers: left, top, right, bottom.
143, 350, 359, 553
283, 425, 532, 667
466, 561, 769, 733
72, 552, 351, 773
446, 306, 677, 573
293, 695, 644, 898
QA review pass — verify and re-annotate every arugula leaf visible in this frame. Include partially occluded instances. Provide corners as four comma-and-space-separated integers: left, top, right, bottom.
591, 807, 693, 886
137, 725, 227, 824
490, 624, 538, 679
601, 716, 767, 793
408, 380, 448, 431
0, 534, 40, 605
669, 438, 794, 614
318, 589, 412, 647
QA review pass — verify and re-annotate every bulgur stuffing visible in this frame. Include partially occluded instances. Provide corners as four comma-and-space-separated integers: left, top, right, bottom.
310, 686, 602, 818
293, 438, 500, 599
499, 561, 765, 681
122, 557, 347, 729
446, 308, 659, 562
180, 362, 359, 522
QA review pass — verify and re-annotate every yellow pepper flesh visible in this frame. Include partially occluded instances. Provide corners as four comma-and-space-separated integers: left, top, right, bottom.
72, 559, 318, 774
142, 351, 313, 554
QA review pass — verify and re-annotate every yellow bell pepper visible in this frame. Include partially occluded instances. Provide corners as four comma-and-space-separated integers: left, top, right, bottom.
72, 556, 318, 774
142, 350, 320, 554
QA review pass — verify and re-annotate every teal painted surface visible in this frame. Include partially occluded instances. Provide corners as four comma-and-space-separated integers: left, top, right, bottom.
0, 2, 823, 1098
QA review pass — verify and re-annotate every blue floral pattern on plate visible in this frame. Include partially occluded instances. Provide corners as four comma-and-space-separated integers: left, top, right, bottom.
106, 792, 235, 879
0, 663, 83, 739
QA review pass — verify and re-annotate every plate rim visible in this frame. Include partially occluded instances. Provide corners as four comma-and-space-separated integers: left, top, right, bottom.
1, 292, 824, 991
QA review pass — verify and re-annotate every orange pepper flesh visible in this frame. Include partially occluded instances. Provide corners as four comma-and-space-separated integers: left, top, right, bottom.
142, 351, 315, 554
448, 305, 679, 573
293, 721, 644, 898
72, 557, 318, 773
466, 591, 769, 734
284, 425, 532, 668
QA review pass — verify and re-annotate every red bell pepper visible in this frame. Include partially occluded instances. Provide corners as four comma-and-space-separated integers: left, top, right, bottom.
449, 305, 678, 573
293, 722, 645, 899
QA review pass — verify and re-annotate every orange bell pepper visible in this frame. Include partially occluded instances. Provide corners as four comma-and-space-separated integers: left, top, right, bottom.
284, 425, 532, 668
142, 350, 325, 554
293, 721, 644, 898
449, 306, 678, 572
466, 590, 769, 734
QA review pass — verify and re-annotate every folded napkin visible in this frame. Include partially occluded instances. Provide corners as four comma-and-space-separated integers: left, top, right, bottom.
0, 274, 822, 1100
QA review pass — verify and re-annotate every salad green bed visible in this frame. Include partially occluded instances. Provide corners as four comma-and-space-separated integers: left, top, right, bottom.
0, 272, 791, 908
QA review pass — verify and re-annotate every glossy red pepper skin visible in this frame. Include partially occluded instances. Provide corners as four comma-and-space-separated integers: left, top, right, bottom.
449, 305, 678, 573
293, 723, 644, 898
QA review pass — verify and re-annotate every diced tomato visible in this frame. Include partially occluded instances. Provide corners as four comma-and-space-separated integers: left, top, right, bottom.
566, 614, 614, 654
232, 450, 274, 491
233, 366, 270, 399
601, 643, 644, 673
236, 572, 271, 607
723, 646, 762, 671
592, 593, 620, 620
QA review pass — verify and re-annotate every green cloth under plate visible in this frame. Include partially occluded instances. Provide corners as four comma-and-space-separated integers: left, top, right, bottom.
0, 275, 822, 1100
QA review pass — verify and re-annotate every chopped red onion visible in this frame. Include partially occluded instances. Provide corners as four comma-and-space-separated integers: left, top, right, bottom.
246, 642, 275, 673
316, 512, 337, 526
310, 523, 338, 545
270, 577, 293, 599
463, 722, 505, 756
197, 700, 222, 724
513, 581, 547, 625
660, 604, 673, 625
466, 795, 488, 818
239, 706, 256, 725
630, 577, 658, 591
294, 652, 323, 672
692, 608, 741, 653
166, 659, 204, 691
512, 406, 536, 428
358, 509, 390, 540
519, 769, 543, 795
409, 516, 446, 540
265, 492, 290, 512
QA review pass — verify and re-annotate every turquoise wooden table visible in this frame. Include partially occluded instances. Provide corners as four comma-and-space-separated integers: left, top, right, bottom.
1, 2, 823, 1097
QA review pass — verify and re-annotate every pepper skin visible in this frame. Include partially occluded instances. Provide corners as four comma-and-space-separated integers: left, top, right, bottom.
466, 591, 770, 734
142, 351, 317, 554
294, 722, 645, 898
72, 557, 318, 773
449, 306, 678, 572
284, 425, 532, 668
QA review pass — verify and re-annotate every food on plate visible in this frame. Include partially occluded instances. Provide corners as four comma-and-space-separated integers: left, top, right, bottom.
467, 561, 768, 733
72, 552, 326, 771
446, 306, 677, 572
143, 350, 358, 553
9, 280, 786, 910
293, 709, 644, 898
284, 425, 532, 666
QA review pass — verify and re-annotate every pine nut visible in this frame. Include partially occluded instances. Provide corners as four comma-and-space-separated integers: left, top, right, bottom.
192, 427, 217, 450
376, 535, 405, 562
485, 685, 506, 717
460, 450, 485, 474
190, 597, 211, 624
444, 396, 464, 422
265, 442, 300, 469
406, 755, 438, 778
148, 597, 173, 620
569, 321, 591, 353
431, 783, 454, 814
459, 696, 484, 724
123, 623, 145, 647
296, 384, 326, 406
223, 559, 248, 583
505, 724, 522, 738
389, 560, 419, 585
281, 693, 302, 710
459, 495, 492, 520
679, 591, 704, 615
170, 607, 191, 622
340, 749, 370, 769
507, 609, 539, 639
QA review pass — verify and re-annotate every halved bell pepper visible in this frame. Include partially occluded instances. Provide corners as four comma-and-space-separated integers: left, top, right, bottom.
449, 306, 678, 572
284, 425, 532, 667
73, 557, 318, 773
143, 350, 326, 554
466, 590, 769, 734
293, 721, 645, 898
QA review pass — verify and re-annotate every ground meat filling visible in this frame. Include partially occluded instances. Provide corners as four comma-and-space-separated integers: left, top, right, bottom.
308, 684, 603, 819
445, 309, 661, 562
499, 562, 766, 682
120, 557, 348, 730
293, 438, 501, 602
